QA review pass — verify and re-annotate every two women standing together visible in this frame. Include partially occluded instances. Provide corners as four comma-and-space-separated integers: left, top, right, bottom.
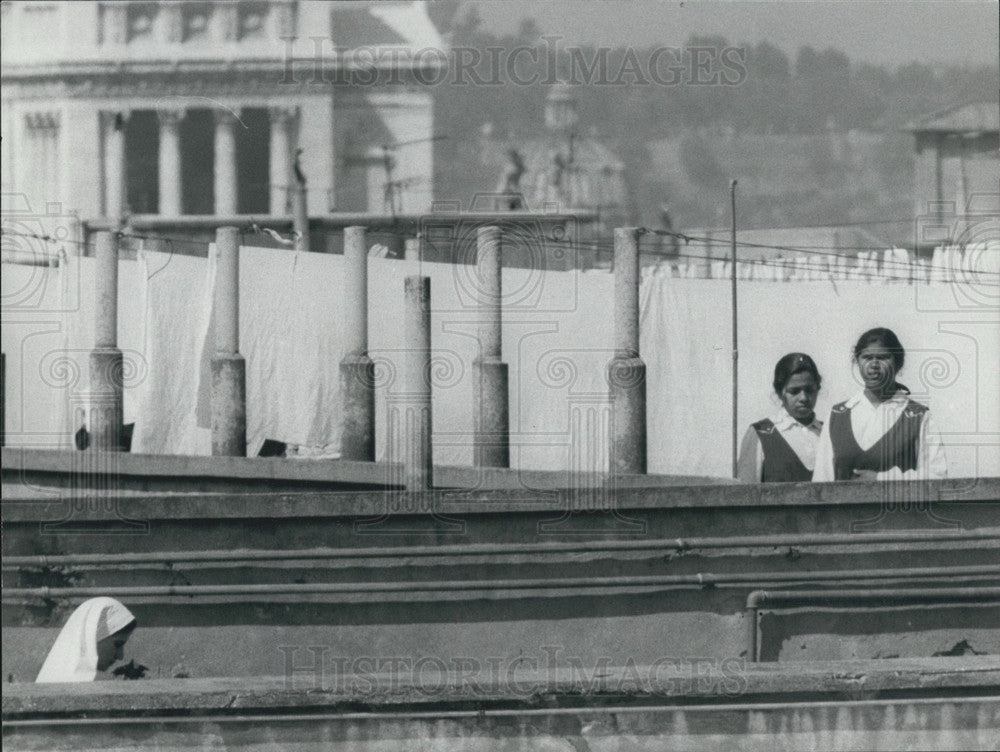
737, 327, 947, 483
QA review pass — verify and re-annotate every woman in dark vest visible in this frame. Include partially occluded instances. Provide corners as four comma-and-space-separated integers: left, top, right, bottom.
737, 353, 823, 482
813, 327, 947, 481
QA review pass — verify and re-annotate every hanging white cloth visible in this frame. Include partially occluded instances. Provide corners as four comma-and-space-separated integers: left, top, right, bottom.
36, 598, 135, 683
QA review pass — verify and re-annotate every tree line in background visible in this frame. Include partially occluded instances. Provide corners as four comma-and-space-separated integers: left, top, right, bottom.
430, 6, 998, 230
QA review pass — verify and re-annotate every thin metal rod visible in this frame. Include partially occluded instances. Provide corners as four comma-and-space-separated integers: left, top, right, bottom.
5, 530, 997, 568
5, 566, 998, 601
747, 586, 1000, 608
730, 179, 738, 478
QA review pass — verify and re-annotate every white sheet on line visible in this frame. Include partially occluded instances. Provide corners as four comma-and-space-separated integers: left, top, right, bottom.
1, 257, 144, 449
5, 248, 998, 480
131, 250, 212, 456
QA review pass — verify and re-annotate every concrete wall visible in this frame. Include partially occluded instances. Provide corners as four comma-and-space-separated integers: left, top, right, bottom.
3, 659, 999, 751
4, 463, 997, 682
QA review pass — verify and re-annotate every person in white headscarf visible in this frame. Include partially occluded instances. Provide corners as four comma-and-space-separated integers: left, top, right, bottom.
36, 598, 136, 683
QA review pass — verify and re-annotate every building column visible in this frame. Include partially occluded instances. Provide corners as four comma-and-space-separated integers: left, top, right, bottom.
404, 276, 432, 491
473, 226, 510, 468
89, 231, 123, 452
608, 227, 647, 475
211, 227, 247, 456
213, 109, 239, 216
268, 106, 296, 214
102, 111, 129, 221
157, 109, 184, 216
339, 227, 375, 461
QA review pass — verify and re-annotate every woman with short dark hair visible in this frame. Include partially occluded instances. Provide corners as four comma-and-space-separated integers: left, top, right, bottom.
737, 353, 823, 482
812, 327, 947, 481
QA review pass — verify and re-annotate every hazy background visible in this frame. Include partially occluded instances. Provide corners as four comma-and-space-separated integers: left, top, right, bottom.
429, 1, 999, 235
463, 1, 999, 67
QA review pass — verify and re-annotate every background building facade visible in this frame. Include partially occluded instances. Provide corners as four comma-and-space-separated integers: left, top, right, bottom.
1, 0, 444, 224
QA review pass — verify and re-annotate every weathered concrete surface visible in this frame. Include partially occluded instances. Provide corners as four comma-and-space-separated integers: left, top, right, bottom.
472, 359, 509, 467
86, 349, 125, 452
338, 354, 376, 462
3, 477, 997, 680
3, 659, 999, 751
1, 447, 732, 492
210, 356, 246, 457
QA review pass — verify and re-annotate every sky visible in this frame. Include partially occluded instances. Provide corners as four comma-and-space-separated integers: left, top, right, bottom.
463, 1, 1000, 68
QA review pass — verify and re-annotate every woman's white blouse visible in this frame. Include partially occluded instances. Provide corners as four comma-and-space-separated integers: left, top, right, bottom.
812, 390, 947, 481
736, 406, 823, 482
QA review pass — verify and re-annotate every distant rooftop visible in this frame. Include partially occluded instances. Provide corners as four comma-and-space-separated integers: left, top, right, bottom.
907, 102, 1000, 133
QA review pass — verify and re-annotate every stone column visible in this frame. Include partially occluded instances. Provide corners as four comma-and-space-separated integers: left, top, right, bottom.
339, 227, 375, 461
211, 226, 247, 456
473, 226, 509, 467
404, 276, 432, 490
102, 111, 128, 221
268, 106, 296, 214
157, 109, 184, 216
89, 231, 124, 452
608, 227, 647, 474
213, 109, 239, 216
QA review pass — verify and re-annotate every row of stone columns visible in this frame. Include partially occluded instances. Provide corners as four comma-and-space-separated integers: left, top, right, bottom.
102, 106, 299, 220
85, 226, 648, 485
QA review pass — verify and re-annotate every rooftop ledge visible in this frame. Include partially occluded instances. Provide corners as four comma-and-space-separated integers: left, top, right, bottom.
3, 449, 998, 521
4, 657, 998, 719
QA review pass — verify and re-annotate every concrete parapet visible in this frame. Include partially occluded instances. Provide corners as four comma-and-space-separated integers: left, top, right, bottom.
3, 659, 998, 751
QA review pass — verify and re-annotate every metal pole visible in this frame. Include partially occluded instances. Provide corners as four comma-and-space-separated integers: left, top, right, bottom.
730, 180, 738, 479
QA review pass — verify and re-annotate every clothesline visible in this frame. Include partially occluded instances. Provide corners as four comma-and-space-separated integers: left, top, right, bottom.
638, 244, 998, 283
3, 227, 997, 283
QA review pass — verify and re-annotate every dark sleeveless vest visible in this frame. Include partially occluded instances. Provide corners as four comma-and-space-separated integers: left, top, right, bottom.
828, 399, 928, 480
752, 418, 814, 482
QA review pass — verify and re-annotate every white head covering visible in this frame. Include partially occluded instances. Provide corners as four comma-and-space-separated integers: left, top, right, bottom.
36, 598, 136, 683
